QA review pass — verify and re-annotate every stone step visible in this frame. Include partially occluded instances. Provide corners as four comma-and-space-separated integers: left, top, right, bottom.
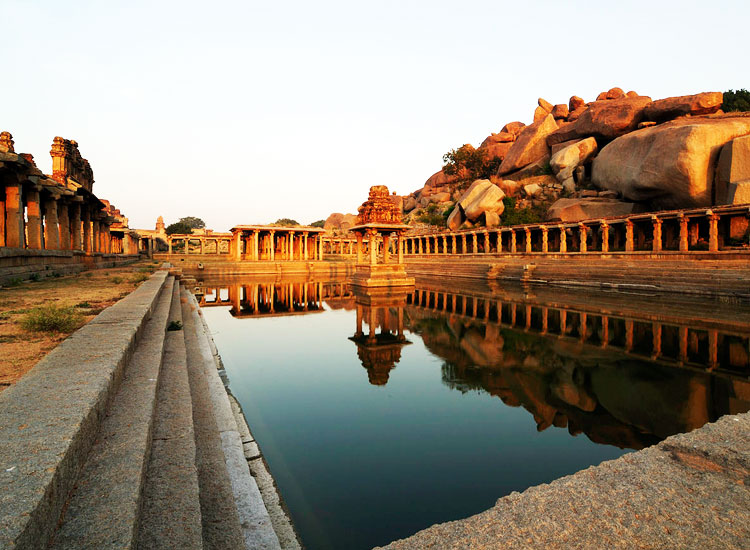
136, 281, 203, 549
0, 270, 170, 549
181, 287, 281, 550
49, 276, 176, 549
181, 289, 247, 550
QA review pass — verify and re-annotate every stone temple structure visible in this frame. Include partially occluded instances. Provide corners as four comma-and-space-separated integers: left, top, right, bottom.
349, 185, 414, 288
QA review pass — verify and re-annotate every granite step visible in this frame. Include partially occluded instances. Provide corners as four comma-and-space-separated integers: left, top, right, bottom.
181, 290, 247, 550
181, 287, 281, 550
0, 270, 170, 549
136, 281, 203, 549
48, 276, 175, 549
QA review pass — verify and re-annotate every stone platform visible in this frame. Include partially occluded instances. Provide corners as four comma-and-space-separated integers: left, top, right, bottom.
377, 411, 750, 549
350, 263, 415, 288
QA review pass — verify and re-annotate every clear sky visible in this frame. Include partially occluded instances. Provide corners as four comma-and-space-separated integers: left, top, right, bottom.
3, 0, 747, 231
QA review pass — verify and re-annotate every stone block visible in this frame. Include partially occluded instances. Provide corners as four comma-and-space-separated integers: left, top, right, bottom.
727, 180, 750, 205
717, 135, 750, 204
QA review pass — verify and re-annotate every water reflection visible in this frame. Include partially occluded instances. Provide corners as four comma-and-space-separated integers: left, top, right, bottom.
404, 282, 750, 449
349, 287, 412, 385
195, 275, 750, 451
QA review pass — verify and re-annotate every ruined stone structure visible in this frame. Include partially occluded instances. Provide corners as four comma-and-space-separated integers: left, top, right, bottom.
0, 132, 140, 283
350, 186, 414, 288
403, 204, 750, 256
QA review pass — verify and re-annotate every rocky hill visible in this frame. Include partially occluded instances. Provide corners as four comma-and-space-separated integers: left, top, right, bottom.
402, 88, 750, 230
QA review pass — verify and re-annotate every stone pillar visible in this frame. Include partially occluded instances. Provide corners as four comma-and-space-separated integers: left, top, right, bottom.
270, 231, 276, 261
461, 233, 467, 254
678, 326, 688, 363
318, 235, 323, 260
579, 223, 587, 253
559, 310, 567, 337
652, 216, 662, 252
484, 231, 490, 253
678, 214, 689, 252
369, 230, 377, 265
451, 234, 457, 255
472, 233, 478, 254
600, 221, 609, 253
558, 226, 566, 253
199, 238, 205, 255
70, 202, 82, 251
44, 195, 61, 250
82, 208, 92, 253
303, 232, 309, 260
26, 188, 43, 249
168, 238, 173, 254
525, 228, 532, 253
625, 320, 634, 352
4, 182, 25, 248
442, 235, 447, 255
104, 225, 112, 253
510, 230, 517, 253
541, 226, 548, 253
652, 323, 662, 359
708, 212, 719, 252
398, 233, 404, 264
383, 233, 391, 264
356, 232, 364, 263
625, 220, 634, 252
233, 231, 241, 260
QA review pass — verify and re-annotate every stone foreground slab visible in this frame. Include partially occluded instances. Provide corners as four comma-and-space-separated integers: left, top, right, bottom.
0, 271, 168, 549
376, 412, 750, 549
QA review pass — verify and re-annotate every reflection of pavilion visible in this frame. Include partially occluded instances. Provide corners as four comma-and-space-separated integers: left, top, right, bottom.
349, 287, 412, 385
198, 280, 351, 318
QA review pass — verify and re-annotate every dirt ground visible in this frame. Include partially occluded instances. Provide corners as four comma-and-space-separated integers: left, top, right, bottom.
0, 260, 162, 392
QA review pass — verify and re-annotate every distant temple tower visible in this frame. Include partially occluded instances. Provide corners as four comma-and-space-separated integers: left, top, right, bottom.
156, 216, 166, 234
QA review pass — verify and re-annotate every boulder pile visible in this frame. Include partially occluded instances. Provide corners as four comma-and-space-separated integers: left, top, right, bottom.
401, 88, 750, 226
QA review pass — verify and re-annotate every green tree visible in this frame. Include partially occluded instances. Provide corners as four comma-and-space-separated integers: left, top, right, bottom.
723, 89, 750, 112
310, 219, 326, 228
274, 218, 299, 226
178, 216, 206, 229
442, 144, 501, 180
165, 221, 194, 235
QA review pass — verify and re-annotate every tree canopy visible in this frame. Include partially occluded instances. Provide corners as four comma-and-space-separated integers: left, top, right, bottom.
165, 221, 194, 235
310, 219, 326, 228
442, 144, 501, 180
177, 216, 206, 229
273, 218, 300, 226
723, 89, 750, 113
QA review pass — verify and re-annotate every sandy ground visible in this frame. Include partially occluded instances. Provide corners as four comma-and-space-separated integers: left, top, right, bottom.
0, 260, 162, 392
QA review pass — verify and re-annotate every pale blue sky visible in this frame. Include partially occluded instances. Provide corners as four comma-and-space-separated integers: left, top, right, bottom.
3, 0, 747, 231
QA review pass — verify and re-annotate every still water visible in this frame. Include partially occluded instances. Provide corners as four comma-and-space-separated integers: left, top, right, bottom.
200, 277, 750, 550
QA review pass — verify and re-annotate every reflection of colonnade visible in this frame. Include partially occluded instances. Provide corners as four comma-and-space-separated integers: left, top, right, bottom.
406, 287, 750, 377
403, 205, 750, 257
198, 280, 353, 317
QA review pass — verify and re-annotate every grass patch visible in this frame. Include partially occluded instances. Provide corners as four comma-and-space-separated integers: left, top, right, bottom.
5, 278, 23, 288
83, 272, 93, 278
76, 301, 92, 308
20, 305, 82, 333
167, 320, 183, 331
131, 273, 149, 285
108, 276, 124, 284
29, 273, 41, 282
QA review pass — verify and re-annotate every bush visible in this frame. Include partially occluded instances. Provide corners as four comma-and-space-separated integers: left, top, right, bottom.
310, 219, 326, 228
500, 197, 546, 226
274, 218, 299, 226
29, 273, 41, 282
443, 144, 501, 180
723, 89, 750, 113
76, 301, 92, 308
167, 320, 183, 331
108, 276, 124, 284
20, 305, 82, 333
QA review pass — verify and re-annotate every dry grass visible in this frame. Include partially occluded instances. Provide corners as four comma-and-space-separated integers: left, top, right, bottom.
0, 260, 160, 392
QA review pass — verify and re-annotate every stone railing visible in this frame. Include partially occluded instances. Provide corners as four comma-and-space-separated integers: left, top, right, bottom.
403, 204, 750, 256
